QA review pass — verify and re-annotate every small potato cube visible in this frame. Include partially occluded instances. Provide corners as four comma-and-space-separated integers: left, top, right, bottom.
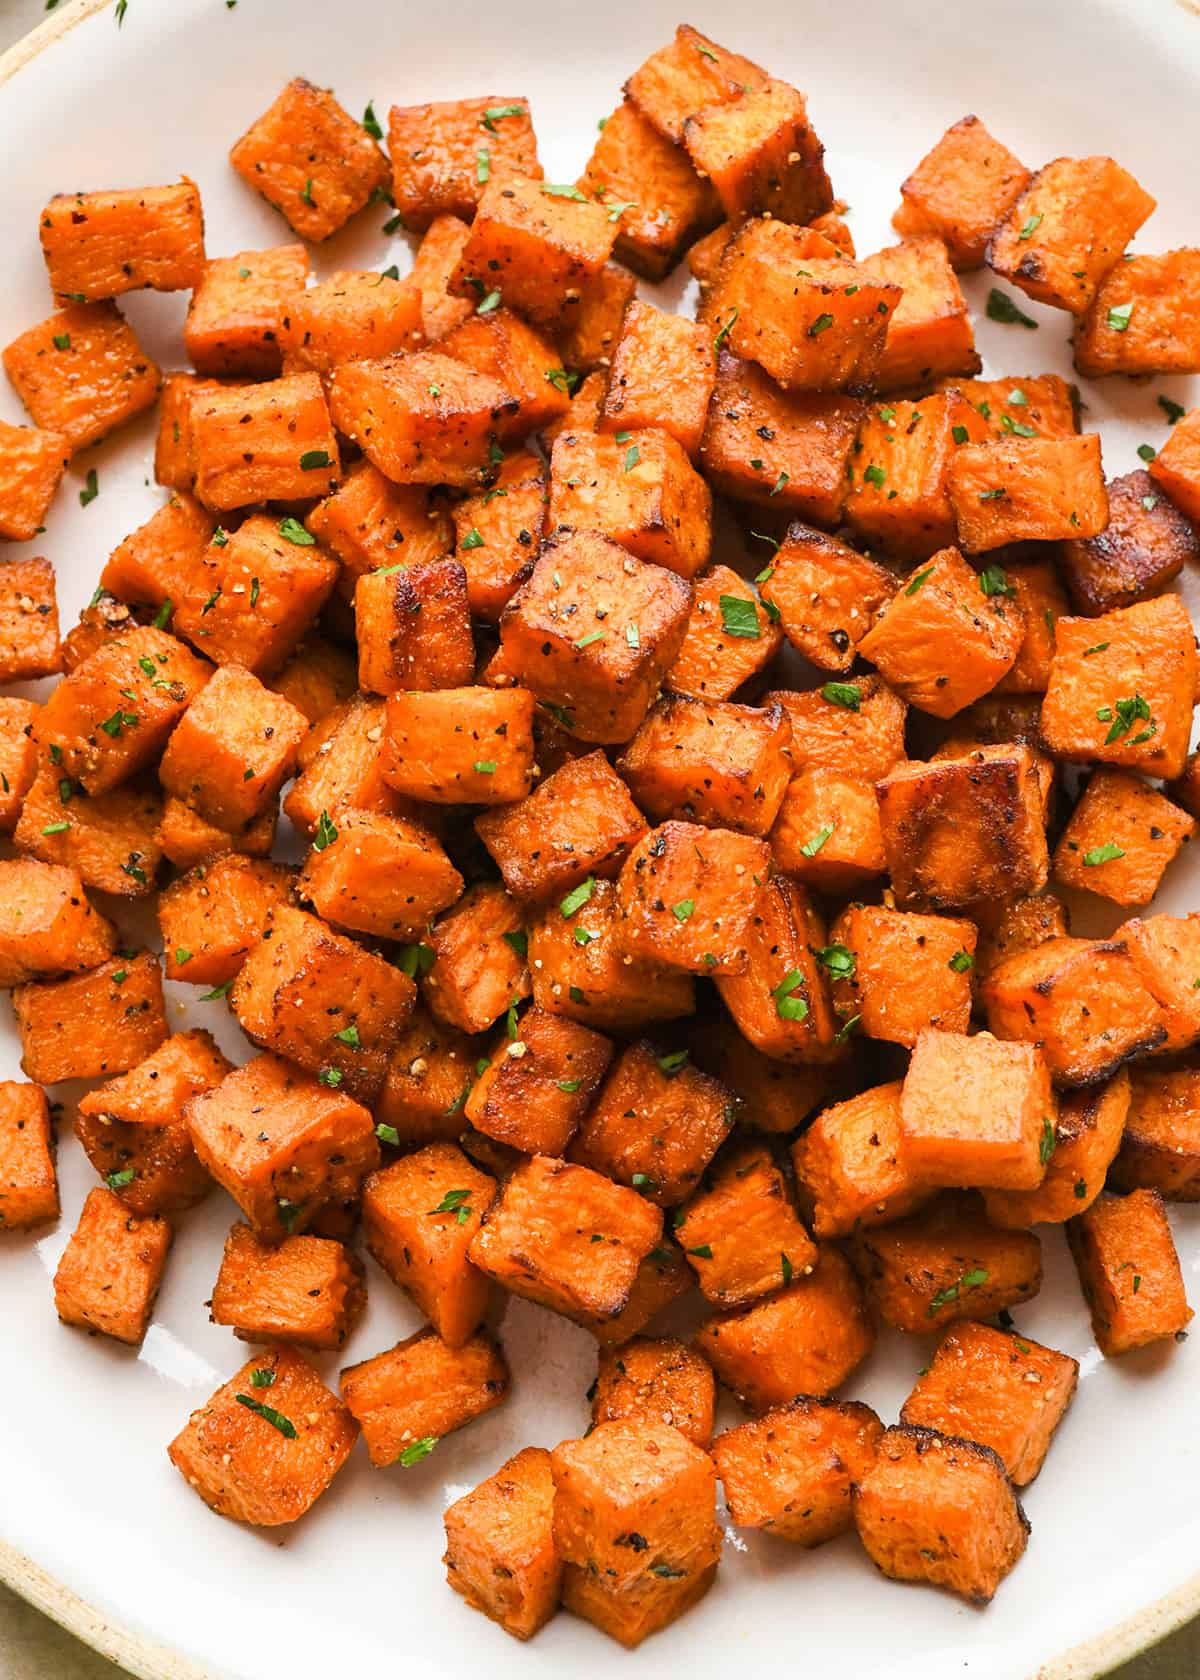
154, 373, 224, 491
443, 1446, 562, 1642
411, 214, 475, 341
451, 176, 618, 330
771, 676, 907, 779
53, 1185, 171, 1344
159, 854, 294, 987
617, 695, 792, 835
986, 1072, 1130, 1228
230, 77, 389, 241
355, 559, 474, 696
499, 530, 692, 743
682, 77, 833, 227
690, 1014, 837, 1135
580, 101, 719, 282
374, 1004, 479, 1149
696, 1244, 873, 1410
388, 97, 541, 231
75, 1030, 229, 1217
1112, 1066, 1200, 1200
283, 695, 410, 834
947, 373, 1079, 440
328, 349, 516, 489
893, 115, 1030, 269
588, 1242, 692, 1350
715, 1396, 883, 1545
1068, 1188, 1192, 1356
1074, 250, 1200, 377
675, 1139, 817, 1307
452, 450, 548, 622
768, 769, 884, 894
854, 1426, 1029, 1603
13, 950, 166, 1084
0, 420, 68, 541
362, 1143, 496, 1344
466, 1005, 612, 1156
792, 1080, 927, 1239
591, 1337, 715, 1448
0, 857, 114, 987
876, 746, 1049, 912
0, 696, 39, 831
40, 180, 205, 301
846, 392, 990, 562
1040, 594, 1197, 781
989, 155, 1156, 313
341, 1328, 508, 1464
307, 463, 453, 599
442, 308, 568, 440
900, 1029, 1056, 1193
949, 433, 1108, 551
1121, 912, 1200, 1055
864, 236, 980, 392
699, 351, 865, 522
761, 525, 894, 673
186, 1052, 379, 1241
1059, 468, 1198, 616
851, 1192, 1042, 1332
598, 300, 716, 457
976, 893, 1069, 980
668, 564, 783, 701
159, 664, 307, 831
174, 514, 338, 676
469, 1153, 661, 1324
188, 373, 341, 511
556, 267, 637, 376
625, 24, 766, 146
902, 1321, 1077, 1486
59, 591, 138, 672
101, 492, 216, 610
615, 820, 770, 976
716, 875, 839, 1061
827, 903, 976, 1048
1149, 405, 1200, 521
569, 1039, 732, 1206
280, 270, 420, 376
549, 427, 712, 580
422, 881, 529, 1035
168, 1345, 357, 1527
1053, 769, 1194, 908
185, 245, 310, 377
382, 686, 534, 804
211, 1222, 364, 1350
0, 554, 60, 680
0, 1081, 57, 1230
299, 807, 463, 940
2, 302, 159, 453
858, 546, 1023, 716
994, 558, 1069, 694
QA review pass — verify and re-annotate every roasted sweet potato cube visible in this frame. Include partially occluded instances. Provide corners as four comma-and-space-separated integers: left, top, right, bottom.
616, 695, 791, 836
1121, 913, 1200, 1055
569, 1039, 732, 1206
283, 694, 413, 834
1149, 405, 1200, 521
154, 373, 222, 492
420, 882, 529, 1035
101, 492, 214, 612
409, 214, 475, 341
624, 24, 766, 145
1074, 250, 1200, 377
770, 676, 906, 779
0, 858, 114, 987
328, 350, 515, 490
175, 515, 338, 676
159, 665, 306, 831
451, 176, 617, 330
696, 1244, 873, 1410
699, 350, 865, 521
715, 1396, 882, 1545
442, 308, 567, 440
168, 1345, 357, 1526
230, 77, 389, 241
388, 97, 540, 231
683, 77, 832, 226
0, 1082, 57, 1230
986, 1071, 1131, 1227
901, 1029, 1056, 1192
342, 1327, 508, 1464
187, 373, 340, 511
556, 264, 637, 374
40, 179, 205, 301
845, 392, 989, 562
947, 373, 1078, 440
876, 746, 1049, 912
549, 427, 711, 580
792, 1080, 927, 1239
893, 115, 1030, 270
210, 1221, 364, 1350
53, 1186, 170, 1346
56, 592, 134, 674
159, 854, 293, 987
598, 301, 716, 459
0, 696, 39, 832
950, 433, 1108, 551
666, 563, 782, 701
715, 875, 839, 1061
865, 237, 980, 392
14, 768, 162, 899
1068, 1188, 1192, 1356
586, 1241, 692, 1349
231, 906, 415, 1102
527, 876, 695, 1030
1111, 1067, 1200, 1200
307, 464, 453, 601
769, 768, 886, 894
0, 554, 59, 680
452, 451, 547, 621
2, 301, 159, 453
901, 1321, 1077, 1486
355, 559, 474, 696
675, 1138, 816, 1306
989, 155, 1156, 312
280, 270, 421, 376
689, 1012, 838, 1135
0, 420, 67, 541
615, 820, 769, 976
469, 1153, 661, 1322
826, 904, 976, 1049
476, 751, 646, 905
851, 1192, 1042, 1332
591, 1337, 715, 1448
187, 1052, 378, 1241
444, 1447, 562, 1641
854, 1426, 1029, 1603
184, 244, 310, 377
13, 950, 166, 1084
499, 530, 691, 743
466, 1005, 611, 1156
1053, 770, 1193, 908
992, 558, 1069, 694
580, 101, 718, 281
74, 1030, 228, 1216
300, 807, 462, 940
266, 635, 355, 728
1059, 469, 1198, 617
382, 686, 533, 805
560, 1553, 715, 1650
373, 1003, 479, 1149
760, 526, 894, 673
1040, 594, 1197, 781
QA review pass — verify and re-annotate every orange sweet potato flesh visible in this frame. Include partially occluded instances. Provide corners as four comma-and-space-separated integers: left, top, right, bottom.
2, 302, 160, 454
674, 1139, 817, 1307
40, 180, 205, 301
1111, 1067, 1200, 1200
950, 434, 1108, 550
184, 246, 310, 379
465, 1006, 612, 1158
581, 101, 719, 283
13, 950, 167, 1084
1068, 1187, 1193, 1356
625, 24, 767, 145
893, 115, 1030, 270
0, 857, 115, 988
615, 821, 770, 977
53, 1186, 171, 1345
0, 1082, 58, 1230
900, 1028, 1056, 1193
828, 904, 975, 1049
714, 1396, 883, 1544
340, 1327, 508, 1464
211, 1221, 364, 1350
591, 1336, 715, 1448
793, 1080, 929, 1239
1052, 769, 1194, 908
443, 1446, 563, 1642
985, 1070, 1130, 1227
388, 97, 542, 231
159, 854, 294, 988
0, 420, 68, 541
667, 564, 783, 702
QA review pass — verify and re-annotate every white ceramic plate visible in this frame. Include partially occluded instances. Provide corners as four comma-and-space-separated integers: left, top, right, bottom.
1, 1, 1199, 1676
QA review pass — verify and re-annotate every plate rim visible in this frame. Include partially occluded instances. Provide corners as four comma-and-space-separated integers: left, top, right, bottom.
0, 3, 1196, 1678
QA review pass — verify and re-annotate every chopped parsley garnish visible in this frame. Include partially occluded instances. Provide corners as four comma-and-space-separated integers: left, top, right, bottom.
986, 289, 1037, 328
235, 1395, 297, 1438
1083, 842, 1125, 866
79, 469, 99, 507
313, 810, 339, 850
299, 449, 331, 470
948, 949, 974, 973
1106, 301, 1134, 333
808, 312, 835, 338
560, 878, 596, 917
978, 563, 1016, 597
376, 1123, 401, 1146
362, 100, 383, 140
928, 1267, 988, 1315
279, 517, 314, 545
772, 969, 809, 1022
816, 944, 855, 980
905, 566, 934, 595
106, 1169, 135, 1189
821, 681, 861, 711
718, 594, 760, 640
800, 825, 833, 858
1017, 212, 1043, 241
1039, 1116, 1057, 1166
713, 307, 738, 352
672, 899, 695, 922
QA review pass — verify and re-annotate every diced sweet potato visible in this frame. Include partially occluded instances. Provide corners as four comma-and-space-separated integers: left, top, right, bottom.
1120, 912, 1200, 1055
768, 768, 885, 895
1074, 250, 1200, 376
159, 664, 306, 831
715, 1396, 883, 1544
1111, 1067, 1200, 1200
716, 874, 840, 1060
283, 694, 412, 834
341, 1327, 508, 1464
846, 392, 990, 562
901, 1028, 1056, 1192
949, 433, 1108, 551
388, 97, 541, 231
0, 696, 39, 832
585, 1241, 692, 1350
444, 1446, 562, 1641
381, 686, 533, 805
975, 893, 1069, 981
690, 1012, 837, 1135
682, 76, 833, 227
0, 1082, 57, 1230
0, 554, 60, 680
452, 450, 548, 622
1059, 468, 1198, 616
188, 372, 341, 511
13, 950, 166, 1084
615, 820, 769, 977
760, 525, 894, 672
299, 806, 463, 940
0, 857, 114, 987
2, 301, 159, 453
1149, 405, 1200, 521
211, 1221, 364, 1350
893, 115, 1030, 269
616, 695, 791, 836
825, 904, 975, 1049
993, 558, 1069, 694
0, 420, 67, 541
53, 1185, 171, 1344
465, 1004, 612, 1156
864, 236, 980, 392
666, 563, 783, 701
265, 635, 356, 728
159, 854, 293, 987
854, 1426, 1029, 1603
1068, 1188, 1192, 1356
373, 1003, 480, 1148
354, 558, 474, 696
101, 492, 215, 611
40, 179, 205, 301
409, 214, 475, 341
18, 764, 167, 896
282, 271, 420, 377
307, 463, 453, 601
793, 1080, 927, 1238
1053, 769, 1193, 907
580, 101, 719, 281
442, 308, 567, 440
451, 175, 617, 330
986, 1072, 1130, 1227
598, 301, 716, 458
674, 1138, 817, 1306
591, 1337, 715, 1448
421, 881, 528, 1035
59, 591, 137, 673
625, 24, 766, 145
770, 677, 907, 779
549, 426, 712, 580
184, 245, 310, 377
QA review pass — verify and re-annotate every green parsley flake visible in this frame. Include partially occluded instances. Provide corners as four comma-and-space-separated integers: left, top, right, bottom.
816, 943, 855, 980
718, 594, 760, 640
279, 517, 314, 545
986, 289, 1038, 329
821, 681, 861, 711
560, 877, 596, 917
79, 469, 99, 507
1083, 842, 1126, 866
235, 1396, 297, 1438
772, 969, 809, 1022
